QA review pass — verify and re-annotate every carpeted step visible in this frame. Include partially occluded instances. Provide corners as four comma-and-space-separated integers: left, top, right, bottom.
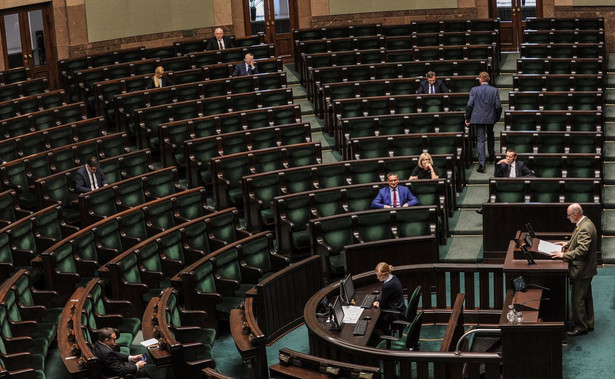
604, 163, 615, 185
499, 52, 519, 74
601, 209, 615, 235
495, 73, 513, 88
604, 122, 615, 141
603, 186, 615, 208
448, 209, 483, 236
604, 141, 615, 161
291, 84, 307, 100
283, 64, 300, 85
600, 237, 615, 263
439, 235, 483, 262
457, 184, 489, 208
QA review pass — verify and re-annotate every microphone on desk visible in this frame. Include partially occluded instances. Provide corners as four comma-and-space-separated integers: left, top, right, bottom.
514, 298, 550, 312
526, 283, 550, 291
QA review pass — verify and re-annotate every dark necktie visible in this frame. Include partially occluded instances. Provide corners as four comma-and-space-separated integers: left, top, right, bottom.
430, 84, 434, 94
218, 40, 223, 50
248, 66, 253, 75
392, 189, 397, 208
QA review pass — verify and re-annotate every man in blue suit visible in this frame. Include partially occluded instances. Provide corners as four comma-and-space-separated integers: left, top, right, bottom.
371, 172, 419, 209
417, 71, 449, 94
232, 53, 259, 77
465, 71, 502, 173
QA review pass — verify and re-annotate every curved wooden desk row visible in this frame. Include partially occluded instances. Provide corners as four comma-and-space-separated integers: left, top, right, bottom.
303, 264, 564, 379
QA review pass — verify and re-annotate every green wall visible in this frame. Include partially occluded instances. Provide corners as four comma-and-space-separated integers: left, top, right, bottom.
84, 0, 214, 43
329, 0, 457, 15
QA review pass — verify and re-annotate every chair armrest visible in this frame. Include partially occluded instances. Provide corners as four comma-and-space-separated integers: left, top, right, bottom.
379, 335, 401, 349
17, 304, 47, 321
94, 313, 125, 328
214, 276, 240, 297
8, 320, 38, 336
2, 336, 34, 353
1, 351, 34, 371
140, 269, 165, 288
178, 308, 210, 328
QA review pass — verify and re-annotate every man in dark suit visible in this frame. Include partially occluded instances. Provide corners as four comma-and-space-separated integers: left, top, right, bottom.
145, 66, 175, 89
371, 172, 419, 209
74, 156, 108, 193
232, 53, 259, 77
552, 203, 597, 337
494, 149, 534, 178
465, 71, 502, 173
206, 27, 234, 50
417, 71, 449, 94
91, 327, 151, 378
476, 149, 534, 214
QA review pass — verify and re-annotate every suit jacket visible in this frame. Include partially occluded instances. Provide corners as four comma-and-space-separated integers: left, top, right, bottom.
205, 36, 234, 50
232, 62, 259, 77
75, 165, 108, 193
465, 83, 502, 125
417, 79, 449, 94
371, 185, 419, 208
563, 216, 598, 280
378, 274, 406, 314
145, 75, 174, 89
92, 341, 138, 377
494, 159, 535, 178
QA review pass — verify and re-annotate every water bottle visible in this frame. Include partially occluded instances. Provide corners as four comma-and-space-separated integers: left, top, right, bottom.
506, 304, 517, 324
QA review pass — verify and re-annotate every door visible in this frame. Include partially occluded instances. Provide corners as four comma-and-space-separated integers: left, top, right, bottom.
244, 0, 297, 59
492, 0, 542, 51
0, 4, 57, 87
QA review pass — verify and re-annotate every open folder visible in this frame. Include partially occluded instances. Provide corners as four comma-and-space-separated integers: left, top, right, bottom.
536, 239, 563, 256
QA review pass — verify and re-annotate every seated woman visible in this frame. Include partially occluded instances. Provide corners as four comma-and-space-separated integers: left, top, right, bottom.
373, 262, 406, 333
146, 66, 175, 89
409, 152, 439, 180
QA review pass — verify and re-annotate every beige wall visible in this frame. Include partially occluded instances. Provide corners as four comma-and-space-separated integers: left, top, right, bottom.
1, 0, 614, 70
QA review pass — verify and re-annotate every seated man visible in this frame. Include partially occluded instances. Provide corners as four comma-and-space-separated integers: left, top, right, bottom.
232, 53, 259, 77
92, 327, 151, 378
494, 149, 535, 178
74, 157, 108, 193
417, 71, 449, 94
476, 149, 534, 214
206, 27, 234, 50
371, 172, 419, 209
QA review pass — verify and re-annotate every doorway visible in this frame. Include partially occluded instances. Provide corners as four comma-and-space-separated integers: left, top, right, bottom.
491, 0, 542, 51
0, 3, 57, 87
244, 0, 297, 59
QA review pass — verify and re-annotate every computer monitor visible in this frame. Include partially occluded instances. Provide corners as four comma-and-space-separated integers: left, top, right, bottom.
339, 274, 355, 306
329, 297, 345, 331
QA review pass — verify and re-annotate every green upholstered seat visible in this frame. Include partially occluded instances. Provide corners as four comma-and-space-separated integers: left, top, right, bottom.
377, 310, 424, 351
529, 181, 560, 203
215, 248, 254, 297
495, 181, 526, 203
146, 200, 177, 232
117, 178, 147, 207
357, 211, 393, 242
90, 282, 141, 338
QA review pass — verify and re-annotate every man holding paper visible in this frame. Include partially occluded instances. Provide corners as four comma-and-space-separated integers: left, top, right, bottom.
551, 203, 597, 337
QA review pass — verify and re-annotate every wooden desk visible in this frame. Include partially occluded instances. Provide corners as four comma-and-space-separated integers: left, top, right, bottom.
317, 284, 382, 347
503, 240, 569, 325
499, 289, 543, 324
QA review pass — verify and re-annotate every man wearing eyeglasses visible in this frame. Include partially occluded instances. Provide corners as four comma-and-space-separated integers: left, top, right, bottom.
92, 327, 151, 377
551, 203, 597, 337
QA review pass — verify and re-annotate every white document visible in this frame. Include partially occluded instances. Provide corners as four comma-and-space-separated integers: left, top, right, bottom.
537, 239, 562, 255
141, 338, 159, 347
342, 305, 364, 324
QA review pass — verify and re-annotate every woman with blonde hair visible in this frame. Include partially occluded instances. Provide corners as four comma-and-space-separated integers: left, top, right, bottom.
409, 152, 439, 180
373, 262, 406, 332
146, 66, 174, 89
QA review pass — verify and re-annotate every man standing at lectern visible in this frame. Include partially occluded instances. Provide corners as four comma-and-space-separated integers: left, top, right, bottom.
552, 203, 597, 337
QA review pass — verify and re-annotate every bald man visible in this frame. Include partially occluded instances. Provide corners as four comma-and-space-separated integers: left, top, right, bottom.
206, 27, 234, 50
551, 203, 597, 337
